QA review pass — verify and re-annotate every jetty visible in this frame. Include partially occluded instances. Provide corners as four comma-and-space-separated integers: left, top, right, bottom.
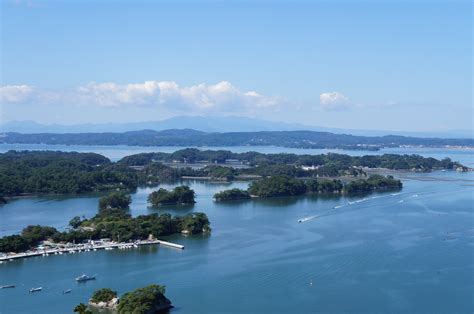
0, 239, 184, 262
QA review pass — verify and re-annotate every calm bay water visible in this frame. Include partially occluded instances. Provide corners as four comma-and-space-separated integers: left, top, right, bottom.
0, 146, 473, 313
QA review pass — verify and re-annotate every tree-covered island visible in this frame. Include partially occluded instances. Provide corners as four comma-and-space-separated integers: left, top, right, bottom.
0, 193, 210, 254
213, 188, 251, 201
75, 284, 172, 314
214, 175, 402, 200
148, 186, 195, 206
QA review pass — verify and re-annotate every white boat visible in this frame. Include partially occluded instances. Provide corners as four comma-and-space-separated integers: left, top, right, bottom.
29, 287, 42, 293
0, 285, 15, 289
63, 289, 72, 294
75, 274, 96, 282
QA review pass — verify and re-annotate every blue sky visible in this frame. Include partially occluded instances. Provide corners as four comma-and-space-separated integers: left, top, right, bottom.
0, 0, 472, 131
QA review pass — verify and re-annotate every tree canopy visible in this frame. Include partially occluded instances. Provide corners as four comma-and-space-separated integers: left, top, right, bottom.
117, 284, 172, 314
148, 186, 195, 206
90, 288, 117, 303
98, 192, 131, 211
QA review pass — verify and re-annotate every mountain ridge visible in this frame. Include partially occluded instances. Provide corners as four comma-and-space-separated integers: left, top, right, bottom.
1, 116, 472, 139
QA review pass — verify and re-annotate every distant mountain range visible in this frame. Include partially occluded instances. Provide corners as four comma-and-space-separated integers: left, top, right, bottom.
1, 116, 472, 139
1, 129, 473, 150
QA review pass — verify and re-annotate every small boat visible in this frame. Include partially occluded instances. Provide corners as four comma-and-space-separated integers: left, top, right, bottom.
63, 289, 72, 294
29, 287, 42, 293
75, 274, 96, 282
0, 285, 15, 289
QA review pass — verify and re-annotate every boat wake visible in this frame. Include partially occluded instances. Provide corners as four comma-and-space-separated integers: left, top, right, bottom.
297, 215, 319, 223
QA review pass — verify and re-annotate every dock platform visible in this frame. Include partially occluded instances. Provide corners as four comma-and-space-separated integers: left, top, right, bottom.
0, 239, 184, 262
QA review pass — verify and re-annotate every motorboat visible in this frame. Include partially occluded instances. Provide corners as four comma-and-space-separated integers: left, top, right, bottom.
75, 274, 96, 282
0, 285, 15, 289
29, 287, 42, 293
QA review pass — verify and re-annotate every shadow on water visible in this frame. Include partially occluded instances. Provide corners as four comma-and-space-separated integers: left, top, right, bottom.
146, 204, 196, 215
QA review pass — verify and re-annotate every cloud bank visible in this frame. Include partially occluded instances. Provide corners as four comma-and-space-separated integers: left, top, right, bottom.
0, 81, 280, 114
319, 92, 350, 110
0, 85, 34, 103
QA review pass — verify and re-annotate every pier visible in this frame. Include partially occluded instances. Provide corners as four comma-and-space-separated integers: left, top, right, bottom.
0, 239, 184, 262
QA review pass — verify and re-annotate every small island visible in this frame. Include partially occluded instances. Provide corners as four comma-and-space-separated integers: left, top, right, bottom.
74, 284, 172, 314
148, 186, 196, 206
214, 188, 251, 201
214, 175, 402, 200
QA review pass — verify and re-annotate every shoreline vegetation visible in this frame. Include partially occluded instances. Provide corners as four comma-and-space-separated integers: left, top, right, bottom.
148, 186, 196, 206
74, 284, 172, 314
2, 129, 473, 150
0, 149, 467, 199
214, 175, 402, 201
0, 193, 210, 255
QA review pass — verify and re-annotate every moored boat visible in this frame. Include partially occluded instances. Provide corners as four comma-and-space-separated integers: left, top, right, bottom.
0, 284, 15, 289
29, 287, 42, 293
75, 274, 96, 282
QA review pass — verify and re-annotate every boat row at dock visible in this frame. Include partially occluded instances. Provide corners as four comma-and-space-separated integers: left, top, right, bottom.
0, 239, 184, 263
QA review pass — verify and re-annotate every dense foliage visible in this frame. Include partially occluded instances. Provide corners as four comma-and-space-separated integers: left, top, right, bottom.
0, 225, 58, 253
117, 284, 172, 314
344, 175, 402, 193
90, 288, 117, 303
4, 129, 473, 149
0, 149, 462, 197
217, 175, 402, 199
0, 151, 138, 196
98, 192, 131, 211
148, 186, 195, 206
214, 188, 251, 201
249, 176, 308, 197
73, 303, 92, 314
118, 149, 464, 173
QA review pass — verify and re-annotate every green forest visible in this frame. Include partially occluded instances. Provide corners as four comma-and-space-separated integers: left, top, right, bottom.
148, 186, 196, 206
215, 175, 402, 200
0, 149, 463, 198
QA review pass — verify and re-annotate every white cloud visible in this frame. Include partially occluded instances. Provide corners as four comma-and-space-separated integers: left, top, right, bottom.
0, 81, 282, 115
73, 80, 280, 112
0, 85, 34, 103
319, 92, 350, 110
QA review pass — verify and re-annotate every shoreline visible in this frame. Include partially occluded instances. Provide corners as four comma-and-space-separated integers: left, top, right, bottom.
0, 239, 184, 263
